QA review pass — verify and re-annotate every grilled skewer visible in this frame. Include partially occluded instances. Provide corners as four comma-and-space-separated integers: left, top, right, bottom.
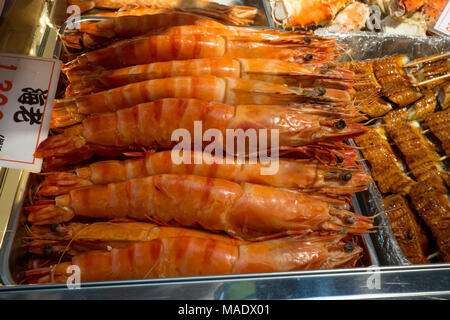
383, 109, 447, 184
354, 127, 415, 195
383, 194, 429, 264
425, 109, 450, 158
372, 55, 422, 107
437, 81, 450, 110
339, 60, 392, 117
407, 89, 437, 122
409, 176, 450, 262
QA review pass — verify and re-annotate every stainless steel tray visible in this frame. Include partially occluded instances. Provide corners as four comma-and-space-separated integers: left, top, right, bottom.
1, 6, 381, 288
1, 0, 450, 300
0, 169, 379, 286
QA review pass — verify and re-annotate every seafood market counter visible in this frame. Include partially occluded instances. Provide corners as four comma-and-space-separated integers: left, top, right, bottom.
1, 0, 450, 300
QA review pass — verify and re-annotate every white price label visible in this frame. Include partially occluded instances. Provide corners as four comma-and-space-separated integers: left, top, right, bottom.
432, 1, 450, 36
0, 53, 61, 172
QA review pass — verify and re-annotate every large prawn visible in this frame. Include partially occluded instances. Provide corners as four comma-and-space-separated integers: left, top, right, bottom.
67, 0, 259, 25
25, 221, 246, 257
24, 229, 362, 283
61, 11, 226, 50
65, 58, 355, 97
38, 150, 371, 196
50, 77, 354, 128
61, 33, 339, 73
70, 16, 330, 50
37, 98, 367, 167
25, 174, 373, 238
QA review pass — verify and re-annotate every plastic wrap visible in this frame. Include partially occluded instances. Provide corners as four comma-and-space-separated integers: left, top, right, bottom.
315, 31, 450, 61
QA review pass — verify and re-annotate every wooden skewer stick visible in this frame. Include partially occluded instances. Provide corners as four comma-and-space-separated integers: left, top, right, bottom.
439, 155, 448, 161
414, 73, 450, 87
422, 129, 430, 134
427, 251, 440, 261
404, 52, 450, 68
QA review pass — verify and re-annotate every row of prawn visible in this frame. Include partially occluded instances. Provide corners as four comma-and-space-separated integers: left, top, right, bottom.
21, 12, 374, 284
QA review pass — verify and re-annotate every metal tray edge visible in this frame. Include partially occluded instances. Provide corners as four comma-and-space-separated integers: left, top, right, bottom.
0, 170, 29, 285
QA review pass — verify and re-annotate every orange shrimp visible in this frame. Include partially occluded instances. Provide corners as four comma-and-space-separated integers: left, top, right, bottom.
88, 7, 168, 16
25, 174, 374, 238
24, 231, 362, 283
64, 58, 355, 97
61, 11, 226, 49
51, 76, 353, 128
61, 34, 339, 73
37, 99, 367, 167
38, 150, 371, 196
26, 221, 247, 257
73, 19, 333, 49
68, 0, 258, 25
272, 0, 350, 28
77, 15, 310, 40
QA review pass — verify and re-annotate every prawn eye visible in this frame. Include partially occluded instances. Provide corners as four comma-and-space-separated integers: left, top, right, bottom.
334, 119, 347, 130
304, 36, 311, 44
43, 245, 52, 256
316, 87, 326, 96
336, 155, 344, 163
50, 224, 59, 232
344, 242, 355, 252
345, 216, 355, 224
340, 172, 352, 182
305, 53, 313, 61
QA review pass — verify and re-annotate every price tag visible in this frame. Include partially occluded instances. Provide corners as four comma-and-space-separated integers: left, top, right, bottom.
431, 1, 450, 36
0, 53, 61, 172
